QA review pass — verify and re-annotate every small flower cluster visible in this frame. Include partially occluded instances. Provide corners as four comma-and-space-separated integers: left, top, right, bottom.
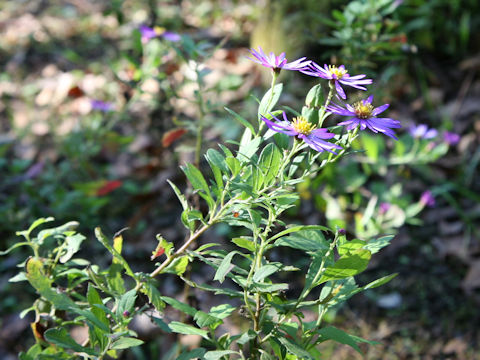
247, 47, 401, 153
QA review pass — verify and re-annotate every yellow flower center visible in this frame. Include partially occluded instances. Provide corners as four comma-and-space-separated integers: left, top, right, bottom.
154, 26, 166, 35
328, 65, 348, 79
292, 116, 316, 135
353, 102, 374, 119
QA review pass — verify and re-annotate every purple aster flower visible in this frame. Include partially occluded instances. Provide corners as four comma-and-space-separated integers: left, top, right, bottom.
301, 63, 372, 99
420, 190, 435, 207
139, 25, 181, 43
443, 131, 460, 146
409, 124, 438, 139
260, 112, 342, 154
247, 47, 311, 74
91, 100, 114, 112
327, 95, 401, 139
379, 202, 391, 215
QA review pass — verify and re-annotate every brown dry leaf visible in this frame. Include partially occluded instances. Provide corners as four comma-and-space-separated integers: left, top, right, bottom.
443, 338, 468, 359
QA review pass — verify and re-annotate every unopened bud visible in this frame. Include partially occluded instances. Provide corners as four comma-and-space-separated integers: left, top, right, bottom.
123, 310, 130, 317
338, 228, 346, 235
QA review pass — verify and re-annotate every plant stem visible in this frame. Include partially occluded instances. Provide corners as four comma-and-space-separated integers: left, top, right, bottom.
318, 81, 336, 127
258, 71, 278, 132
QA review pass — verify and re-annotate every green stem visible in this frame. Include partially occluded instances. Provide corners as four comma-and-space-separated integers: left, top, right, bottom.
258, 71, 278, 132
318, 81, 336, 127
195, 66, 207, 167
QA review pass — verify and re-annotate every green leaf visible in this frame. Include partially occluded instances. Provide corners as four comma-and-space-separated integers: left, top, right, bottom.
141, 281, 166, 310
16, 217, 54, 241
206, 148, 229, 173
0, 241, 31, 256
225, 107, 256, 135
204, 350, 238, 360
258, 83, 283, 120
163, 256, 189, 276
214, 251, 238, 283
87, 284, 108, 327
278, 336, 313, 359
316, 326, 368, 354
44, 328, 98, 355
208, 304, 236, 319
320, 249, 371, 283
364, 235, 394, 254
301, 253, 325, 296
177, 348, 207, 360
194, 311, 222, 328
25, 258, 77, 311
253, 263, 283, 282
168, 321, 209, 339
161, 296, 197, 317
337, 239, 366, 256
232, 237, 255, 252
305, 83, 324, 108
152, 317, 172, 333
257, 143, 282, 188
182, 163, 211, 198
363, 273, 397, 290
111, 337, 144, 350
269, 225, 330, 243
167, 180, 188, 210
237, 134, 262, 163
116, 289, 137, 318
59, 233, 85, 263
252, 282, 288, 293
273, 229, 329, 252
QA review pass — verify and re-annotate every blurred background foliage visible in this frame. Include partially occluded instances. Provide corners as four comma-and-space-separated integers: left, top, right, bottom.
0, 0, 479, 358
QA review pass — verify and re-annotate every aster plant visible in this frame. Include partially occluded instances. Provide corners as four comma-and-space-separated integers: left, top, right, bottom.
3, 44, 403, 360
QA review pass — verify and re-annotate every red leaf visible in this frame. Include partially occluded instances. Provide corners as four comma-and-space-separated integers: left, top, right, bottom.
151, 247, 165, 260
96, 180, 123, 196
67, 86, 85, 98
162, 128, 187, 147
